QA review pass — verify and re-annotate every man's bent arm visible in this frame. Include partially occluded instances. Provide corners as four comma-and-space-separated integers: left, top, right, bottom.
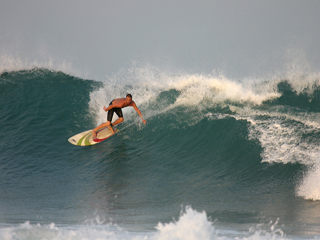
103, 104, 116, 112
103, 105, 109, 112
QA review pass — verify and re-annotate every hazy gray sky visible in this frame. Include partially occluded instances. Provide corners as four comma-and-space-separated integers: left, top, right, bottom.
1, 0, 320, 79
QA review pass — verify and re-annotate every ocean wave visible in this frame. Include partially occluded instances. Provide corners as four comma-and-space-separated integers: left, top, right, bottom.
1, 66, 320, 214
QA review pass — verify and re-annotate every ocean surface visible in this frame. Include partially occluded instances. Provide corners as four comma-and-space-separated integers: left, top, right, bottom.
1, 66, 320, 240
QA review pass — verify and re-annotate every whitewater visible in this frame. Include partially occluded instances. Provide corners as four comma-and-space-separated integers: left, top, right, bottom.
1, 62, 320, 240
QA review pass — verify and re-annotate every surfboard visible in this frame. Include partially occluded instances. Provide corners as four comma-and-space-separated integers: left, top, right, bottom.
68, 127, 118, 146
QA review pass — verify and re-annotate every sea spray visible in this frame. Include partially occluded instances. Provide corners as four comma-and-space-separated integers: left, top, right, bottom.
0, 208, 290, 240
155, 207, 215, 240
297, 159, 320, 201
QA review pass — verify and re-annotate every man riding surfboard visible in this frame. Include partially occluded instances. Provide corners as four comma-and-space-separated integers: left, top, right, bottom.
92, 94, 146, 139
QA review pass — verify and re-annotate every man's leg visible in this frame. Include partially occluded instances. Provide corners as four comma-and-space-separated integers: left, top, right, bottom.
112, 117, 124, 126
92, 121, 114, 138
112, 108, 124, 127
92, 108, 116, 138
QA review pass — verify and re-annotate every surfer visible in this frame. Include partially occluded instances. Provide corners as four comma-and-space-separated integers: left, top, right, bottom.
92, 94, 146, 139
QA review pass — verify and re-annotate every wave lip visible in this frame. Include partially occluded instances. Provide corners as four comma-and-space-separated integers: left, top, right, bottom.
0, 55, 82, 79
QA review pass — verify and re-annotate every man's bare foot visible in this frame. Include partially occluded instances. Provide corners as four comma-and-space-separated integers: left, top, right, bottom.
108, 125, 115, 134
92, 130, 97, 139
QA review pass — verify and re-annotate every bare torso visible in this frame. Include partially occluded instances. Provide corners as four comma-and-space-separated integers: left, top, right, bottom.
111, 98, 135, 108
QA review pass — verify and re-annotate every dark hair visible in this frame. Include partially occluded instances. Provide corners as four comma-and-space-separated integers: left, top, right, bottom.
126, 94, 132, 98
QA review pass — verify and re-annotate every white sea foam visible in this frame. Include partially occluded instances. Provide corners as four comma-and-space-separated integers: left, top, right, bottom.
155, 207, 215, 240
297, 158, 320, 201
220, 105, 320, 201
206, 105, 320, 165
224, 106, 320, 165
168, 74, 280, 107
0, 207, 291, 240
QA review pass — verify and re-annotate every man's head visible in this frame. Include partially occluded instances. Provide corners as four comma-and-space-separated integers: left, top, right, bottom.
126, 94, 132, 104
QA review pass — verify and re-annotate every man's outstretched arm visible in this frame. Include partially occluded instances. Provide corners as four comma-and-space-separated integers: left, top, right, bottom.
133, 103, 146, 124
